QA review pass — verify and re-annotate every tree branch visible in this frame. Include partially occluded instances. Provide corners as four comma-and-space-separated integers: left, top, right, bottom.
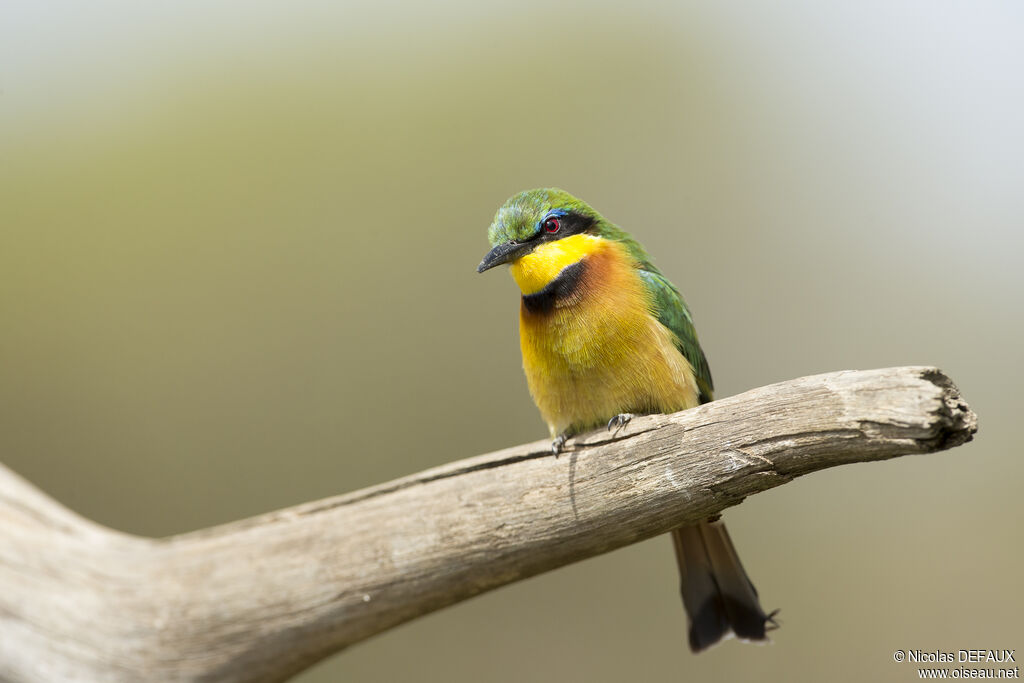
0, 367, 977, 682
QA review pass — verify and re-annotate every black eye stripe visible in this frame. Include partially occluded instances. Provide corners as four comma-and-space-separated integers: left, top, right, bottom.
536, 211, 595, 242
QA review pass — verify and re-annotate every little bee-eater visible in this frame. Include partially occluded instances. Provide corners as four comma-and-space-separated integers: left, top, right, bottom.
477, 188, 776, 651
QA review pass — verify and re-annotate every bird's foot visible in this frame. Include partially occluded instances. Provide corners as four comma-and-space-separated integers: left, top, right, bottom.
550, 434, 567, 456
606, 413, 634, 435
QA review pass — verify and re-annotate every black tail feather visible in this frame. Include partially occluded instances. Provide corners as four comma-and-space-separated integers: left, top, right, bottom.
672, 520, 777, 652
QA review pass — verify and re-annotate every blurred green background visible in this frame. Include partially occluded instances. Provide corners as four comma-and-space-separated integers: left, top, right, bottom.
2, 2, 1021, 681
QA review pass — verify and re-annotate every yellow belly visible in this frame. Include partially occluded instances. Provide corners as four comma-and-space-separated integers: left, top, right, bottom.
517, 240, 700, 437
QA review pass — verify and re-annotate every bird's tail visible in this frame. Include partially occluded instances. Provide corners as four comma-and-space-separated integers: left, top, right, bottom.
672, 520, 777, 652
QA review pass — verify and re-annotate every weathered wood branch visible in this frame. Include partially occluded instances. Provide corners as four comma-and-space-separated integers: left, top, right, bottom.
0, 367, 976, 682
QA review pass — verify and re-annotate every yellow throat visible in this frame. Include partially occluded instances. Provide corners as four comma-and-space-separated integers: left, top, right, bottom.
508, 234, 604, 295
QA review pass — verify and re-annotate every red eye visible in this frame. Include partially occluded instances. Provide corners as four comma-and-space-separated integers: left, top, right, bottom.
543, 217, 560, 233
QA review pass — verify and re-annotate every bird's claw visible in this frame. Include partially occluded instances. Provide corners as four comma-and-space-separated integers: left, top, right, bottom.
551, 434, 567, 455
607, 413, 634, 435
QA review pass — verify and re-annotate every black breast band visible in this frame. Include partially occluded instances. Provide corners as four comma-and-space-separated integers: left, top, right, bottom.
521, 260, 586, 314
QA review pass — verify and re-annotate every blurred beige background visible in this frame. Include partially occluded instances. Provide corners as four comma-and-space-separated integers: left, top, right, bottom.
2, 1, 1021, 681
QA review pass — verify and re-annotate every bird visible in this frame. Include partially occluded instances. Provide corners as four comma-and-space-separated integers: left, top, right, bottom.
476, 188, 776, 652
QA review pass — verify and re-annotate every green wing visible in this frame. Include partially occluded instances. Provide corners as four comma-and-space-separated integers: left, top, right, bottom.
638, 269, 714, 403
590, 216, 713, 403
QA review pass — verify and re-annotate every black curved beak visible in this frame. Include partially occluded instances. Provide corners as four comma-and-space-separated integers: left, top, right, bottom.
477, 241, 533, 273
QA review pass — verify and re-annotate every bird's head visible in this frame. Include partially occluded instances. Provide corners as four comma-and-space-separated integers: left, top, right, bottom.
477, 187, 603, 274
477, 188, 651, 296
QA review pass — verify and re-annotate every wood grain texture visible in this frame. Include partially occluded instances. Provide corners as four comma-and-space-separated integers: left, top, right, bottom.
0, 367, 977, 682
